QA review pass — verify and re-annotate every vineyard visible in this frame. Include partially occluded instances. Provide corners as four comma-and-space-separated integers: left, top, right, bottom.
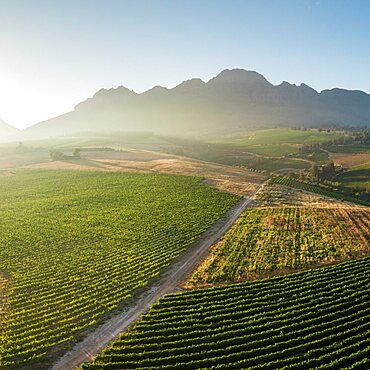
0, 170, 238, 369
327, 145, 370, 154
270, 176, 370, 206
188, 206, 370, 286
336, 162, 370, 191
82, 256, 370, 369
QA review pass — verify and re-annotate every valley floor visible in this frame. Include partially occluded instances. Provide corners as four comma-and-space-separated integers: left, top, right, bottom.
0, 140, 368, 370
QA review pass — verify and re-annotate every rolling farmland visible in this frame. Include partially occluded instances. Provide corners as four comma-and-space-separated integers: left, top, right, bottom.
82, 256, 370, 370
1, 139, 368, 369
208, 128, 343, 157
0, 170, 238, 369
1, 4, 369, 368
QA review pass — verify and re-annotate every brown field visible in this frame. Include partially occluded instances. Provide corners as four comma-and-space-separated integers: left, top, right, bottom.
330, 152, 370, 168
0, 150, 50, 169
23, 149, 267, 197
0, 146, 171, 169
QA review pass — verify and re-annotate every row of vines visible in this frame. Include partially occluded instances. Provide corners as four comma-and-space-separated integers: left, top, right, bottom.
0, 170, 238, 369
82, 256, 370, 369
188, 206, 370, 287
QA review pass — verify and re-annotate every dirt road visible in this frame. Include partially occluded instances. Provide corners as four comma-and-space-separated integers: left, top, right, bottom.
51, 183, 265, 370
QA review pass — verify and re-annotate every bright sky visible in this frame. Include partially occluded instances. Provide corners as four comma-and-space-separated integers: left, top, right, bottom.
0, 0, 369, 129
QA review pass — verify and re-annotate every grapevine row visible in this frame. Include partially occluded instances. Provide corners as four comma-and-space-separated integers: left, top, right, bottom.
82, 256, 370, 369
0, 170, 238, 368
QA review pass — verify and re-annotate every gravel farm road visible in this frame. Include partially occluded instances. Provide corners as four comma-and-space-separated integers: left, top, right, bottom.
51, 182, 266, 370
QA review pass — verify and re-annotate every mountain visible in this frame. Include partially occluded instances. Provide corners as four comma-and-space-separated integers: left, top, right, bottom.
0, 119, 19, 141
22, 69, 370, 138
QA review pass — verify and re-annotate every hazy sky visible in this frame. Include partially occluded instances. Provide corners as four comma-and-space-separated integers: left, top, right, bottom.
0, 0, 369, 129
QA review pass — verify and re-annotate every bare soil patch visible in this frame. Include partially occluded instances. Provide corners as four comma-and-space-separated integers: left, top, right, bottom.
330, 153, 370, 168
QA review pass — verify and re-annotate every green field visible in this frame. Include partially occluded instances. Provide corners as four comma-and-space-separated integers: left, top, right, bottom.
249, 158, 310, 172
337, 162, 370, 191
241, 144, 297, 157
209, 128, 342, 157
0, 170, 238, 369
327, 145, 370, 154
188, 207, 369, 286
82, 257, 370, 369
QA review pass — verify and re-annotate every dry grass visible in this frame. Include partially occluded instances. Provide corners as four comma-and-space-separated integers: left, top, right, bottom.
330, 153, 370, 168
186, 181, 369, 288
0, 151, 50, 169
25, 149, 267, 197
253, 183, 366, 209
187, 206, 370, 288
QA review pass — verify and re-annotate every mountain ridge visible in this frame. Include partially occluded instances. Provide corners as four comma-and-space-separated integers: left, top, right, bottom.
21, 69, 370, 139
0, 119, 19, 141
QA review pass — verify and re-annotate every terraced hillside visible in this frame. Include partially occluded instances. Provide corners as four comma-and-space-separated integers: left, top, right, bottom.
0, 170, 238, 369
82, 256, 370, 369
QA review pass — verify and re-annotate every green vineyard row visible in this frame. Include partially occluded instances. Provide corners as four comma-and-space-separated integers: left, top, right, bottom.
83, 256, 370, 369
0, 170, 238, 368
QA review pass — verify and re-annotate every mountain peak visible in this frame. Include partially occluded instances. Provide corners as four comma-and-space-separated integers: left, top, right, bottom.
174, 78, 206, 91
209, 68, 272, 87
299, 83, 318, 94
93, 86, 135, 99
21, 68, 370, 138
143, 85, 169, 96
277, 81, 318, 95
279, 81, 295, 88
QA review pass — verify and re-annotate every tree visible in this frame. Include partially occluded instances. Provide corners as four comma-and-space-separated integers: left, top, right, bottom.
310, 164, 320, 184
73, 148, 81, 158
321, 160, 336, 182
49, 150, 64, 161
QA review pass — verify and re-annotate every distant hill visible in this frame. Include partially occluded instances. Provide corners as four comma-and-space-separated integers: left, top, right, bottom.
0, 119, 19, 141
22, 69, 370, 138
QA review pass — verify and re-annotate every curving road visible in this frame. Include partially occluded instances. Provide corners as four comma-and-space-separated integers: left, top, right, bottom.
51, 183, 265, 370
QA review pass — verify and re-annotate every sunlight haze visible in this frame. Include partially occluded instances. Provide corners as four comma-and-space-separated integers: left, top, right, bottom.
0, 2, 370, 369
0, 0, 369, 129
